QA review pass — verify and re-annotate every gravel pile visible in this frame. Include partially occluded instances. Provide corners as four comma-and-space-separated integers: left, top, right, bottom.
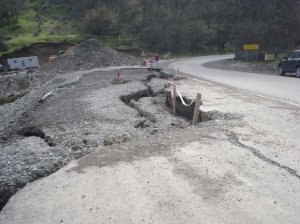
39, 39, 139, 75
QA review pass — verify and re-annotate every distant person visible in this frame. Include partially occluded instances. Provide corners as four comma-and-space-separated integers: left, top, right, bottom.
0, 64, 3, 72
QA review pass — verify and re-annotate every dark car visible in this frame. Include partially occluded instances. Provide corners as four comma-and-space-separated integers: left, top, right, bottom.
278, 50, 300, 78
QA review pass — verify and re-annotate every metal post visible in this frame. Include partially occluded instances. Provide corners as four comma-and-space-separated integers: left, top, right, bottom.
192, 93, 202, 125
256, 50, 258, 61
172, 85, 176, 115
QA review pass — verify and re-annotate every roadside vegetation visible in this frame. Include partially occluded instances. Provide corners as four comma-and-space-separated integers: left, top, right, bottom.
0, 0, 299, 57
0, 0, 82, 56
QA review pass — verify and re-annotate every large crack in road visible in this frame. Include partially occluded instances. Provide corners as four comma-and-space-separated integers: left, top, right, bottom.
0, 68, 196, 211
1, 59, 300, 223
227, 131, 300, 179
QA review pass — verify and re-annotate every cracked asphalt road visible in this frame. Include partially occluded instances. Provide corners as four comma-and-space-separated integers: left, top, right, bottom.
0, 57, 299, 224
171, 55, 300, 105
0, 67, 171, 210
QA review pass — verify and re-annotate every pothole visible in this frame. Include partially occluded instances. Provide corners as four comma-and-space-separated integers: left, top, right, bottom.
18, 126, 56, 147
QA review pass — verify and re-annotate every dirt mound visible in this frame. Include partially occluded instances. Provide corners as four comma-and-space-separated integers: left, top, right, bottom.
39, 39, 138, 75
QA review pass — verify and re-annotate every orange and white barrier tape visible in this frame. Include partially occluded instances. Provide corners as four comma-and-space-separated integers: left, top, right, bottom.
170, 83, 195, 107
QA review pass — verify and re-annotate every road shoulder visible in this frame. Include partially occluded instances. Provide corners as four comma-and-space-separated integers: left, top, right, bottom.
203, 59, 276, 75
0, 70, 299, 224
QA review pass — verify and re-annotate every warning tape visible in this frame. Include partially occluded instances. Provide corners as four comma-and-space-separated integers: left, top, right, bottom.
176, 88, 195, 107
169, 81, 195, 107
167, 67, 200, 107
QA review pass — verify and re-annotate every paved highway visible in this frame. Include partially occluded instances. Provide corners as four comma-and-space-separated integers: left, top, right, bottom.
170, 55, 300, 106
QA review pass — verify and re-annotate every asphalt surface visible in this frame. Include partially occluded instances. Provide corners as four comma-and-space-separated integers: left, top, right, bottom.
170, 55, 300, 106
0, 66, 168, 210
1, 59, 299, 224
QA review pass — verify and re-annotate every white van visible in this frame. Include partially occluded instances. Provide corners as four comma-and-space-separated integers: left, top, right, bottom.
7, 56, 39, 70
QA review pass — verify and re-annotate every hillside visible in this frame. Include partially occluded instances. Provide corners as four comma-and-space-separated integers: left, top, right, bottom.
0, 0, 139, 58
0, 0, 82, 56
1, 0, 299, 58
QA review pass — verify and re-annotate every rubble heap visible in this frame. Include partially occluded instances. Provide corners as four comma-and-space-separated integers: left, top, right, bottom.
39, 39, 138, 75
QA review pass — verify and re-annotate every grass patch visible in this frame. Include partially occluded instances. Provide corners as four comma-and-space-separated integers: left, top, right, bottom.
97, 35, 140, 51
5, 34, 82, 52
0, 0, 81, 56
0, 0, 141, 57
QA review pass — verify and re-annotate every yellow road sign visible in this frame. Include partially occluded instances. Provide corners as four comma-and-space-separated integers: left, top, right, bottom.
244, 44, 260, 50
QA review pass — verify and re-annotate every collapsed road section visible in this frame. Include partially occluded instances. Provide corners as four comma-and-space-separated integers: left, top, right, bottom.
0, 66, 212, 210
0, 64, 299, 223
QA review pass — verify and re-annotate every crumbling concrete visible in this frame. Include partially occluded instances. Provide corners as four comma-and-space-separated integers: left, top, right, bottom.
0, 67, 189, 211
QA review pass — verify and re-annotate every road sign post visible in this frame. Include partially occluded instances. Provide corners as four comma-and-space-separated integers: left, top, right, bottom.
243, 44, 260, 61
